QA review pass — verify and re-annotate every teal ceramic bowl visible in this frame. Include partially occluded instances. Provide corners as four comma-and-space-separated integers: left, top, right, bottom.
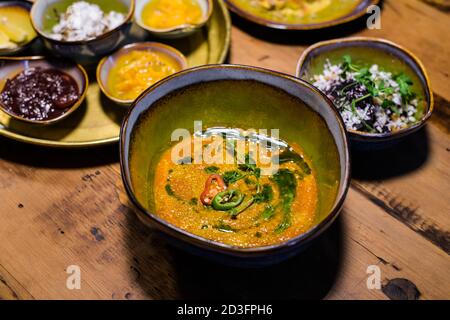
120, 64, 351, 266
297, 37, 434, 149
31, 0, 135, 64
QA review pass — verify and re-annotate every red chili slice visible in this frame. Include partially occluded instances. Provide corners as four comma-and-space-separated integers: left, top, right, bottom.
200, 174, 227, 205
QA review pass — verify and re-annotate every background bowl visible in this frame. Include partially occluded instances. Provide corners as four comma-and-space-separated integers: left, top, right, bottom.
120, 64, 351, 266
0, 1, 38, 56
296, 37, 434, 149
31, 0, 135, 64
225, 0, 379, 30
0, 56, 88, 125
97, 42, 188, 106
134, 0, 213, 39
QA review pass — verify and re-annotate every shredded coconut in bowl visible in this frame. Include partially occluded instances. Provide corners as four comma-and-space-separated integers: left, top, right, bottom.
311, 55, 423, 134
49, 1, 125, 42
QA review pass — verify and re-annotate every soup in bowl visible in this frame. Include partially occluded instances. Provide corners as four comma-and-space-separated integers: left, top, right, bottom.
120, 65, 350, 264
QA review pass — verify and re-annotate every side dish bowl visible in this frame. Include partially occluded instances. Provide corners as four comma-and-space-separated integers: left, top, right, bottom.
134, 0, 213, 39
0, 56, 88, 125
30, 0, 135, 64
296, 37, 434, 148
97, 42, 188, 106
0, 1, 38, 56
120, 64, 351, 266
225, 0, 379, 30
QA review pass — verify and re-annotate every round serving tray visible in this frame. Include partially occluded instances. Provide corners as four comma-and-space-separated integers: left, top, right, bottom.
0, 0, 231, 148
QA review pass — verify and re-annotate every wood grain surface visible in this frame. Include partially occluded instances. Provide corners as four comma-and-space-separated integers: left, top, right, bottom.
0, 0, 449, 300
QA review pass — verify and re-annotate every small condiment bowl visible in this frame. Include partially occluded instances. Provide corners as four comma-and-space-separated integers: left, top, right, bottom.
120, 64, 351, 266
0, 56, 88, 125
134, 0, 213, 39
296, 37, 434, 149
0, 1, 38, 56
30, 0, 135, 64
97, 42, 188, 107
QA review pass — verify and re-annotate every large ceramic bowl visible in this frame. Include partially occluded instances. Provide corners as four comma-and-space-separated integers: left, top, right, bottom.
30, 0, 135, 64
0, 56, 88, 125
120, 65, 351, 266
297, 37, 434, 148
134, 0, 213, 39
225, 0, 379, 30
0, 1, 38, 56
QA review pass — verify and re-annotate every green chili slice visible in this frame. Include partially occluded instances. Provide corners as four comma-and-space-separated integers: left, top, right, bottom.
230, 196, 255, 219
212, 189, 244, 211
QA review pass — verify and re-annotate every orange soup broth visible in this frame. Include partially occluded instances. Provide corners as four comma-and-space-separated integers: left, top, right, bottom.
153, 137, 318, 248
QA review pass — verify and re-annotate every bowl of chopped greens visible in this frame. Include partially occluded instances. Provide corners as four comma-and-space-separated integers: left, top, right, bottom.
297, 37, 434, 148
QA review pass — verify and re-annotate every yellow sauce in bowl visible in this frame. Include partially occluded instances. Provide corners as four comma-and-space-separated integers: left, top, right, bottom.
107, 50, 182, 101
0, 6, 36, 50
141, 0, 204, 29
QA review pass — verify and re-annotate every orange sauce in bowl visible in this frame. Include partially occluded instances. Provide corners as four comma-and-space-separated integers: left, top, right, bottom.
141, 0, 204, 29
107, 49, 182, 101
153, 131, 319, 248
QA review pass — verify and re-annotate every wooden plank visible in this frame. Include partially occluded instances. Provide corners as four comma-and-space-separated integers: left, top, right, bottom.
327, 191, 450, 300
0, 264, 34, 300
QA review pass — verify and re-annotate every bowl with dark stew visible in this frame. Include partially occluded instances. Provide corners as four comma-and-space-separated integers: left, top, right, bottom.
0, 56, 88, 125
120, 64, 350, 265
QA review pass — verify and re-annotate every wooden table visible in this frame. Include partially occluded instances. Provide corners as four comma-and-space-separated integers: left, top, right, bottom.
0, 0, 449, 300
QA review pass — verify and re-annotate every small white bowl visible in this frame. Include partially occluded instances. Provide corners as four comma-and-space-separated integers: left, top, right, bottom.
134, 0, 213, 39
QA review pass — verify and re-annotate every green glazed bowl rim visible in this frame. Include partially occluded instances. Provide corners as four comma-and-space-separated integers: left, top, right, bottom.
120, 64, 351, 256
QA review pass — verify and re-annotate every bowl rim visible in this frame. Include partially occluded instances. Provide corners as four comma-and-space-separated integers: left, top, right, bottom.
224, 0, 380, 31
296, 36, 435, 142
120, 63, 351, 255
30, 0, 135, 45
0, 55, 89, 125
96, 41, 189, 106
0, 0, 39, 55
134, 0, 213, 34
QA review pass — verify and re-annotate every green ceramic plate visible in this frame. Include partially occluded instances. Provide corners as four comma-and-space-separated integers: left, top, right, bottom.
0, 0, 231, 147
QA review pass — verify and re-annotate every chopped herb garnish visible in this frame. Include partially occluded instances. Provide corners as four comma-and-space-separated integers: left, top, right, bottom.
189, 197, 198, 205
254, 184, 273, 203
223, 170, 246, 184
278, 149, 311, 175
272, 169, 297, 233
165, 184, 176, 197
204, 166, 219, 174
213, 222, 236, 233
260, 205, 276, 221
395, 73, 416, 103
